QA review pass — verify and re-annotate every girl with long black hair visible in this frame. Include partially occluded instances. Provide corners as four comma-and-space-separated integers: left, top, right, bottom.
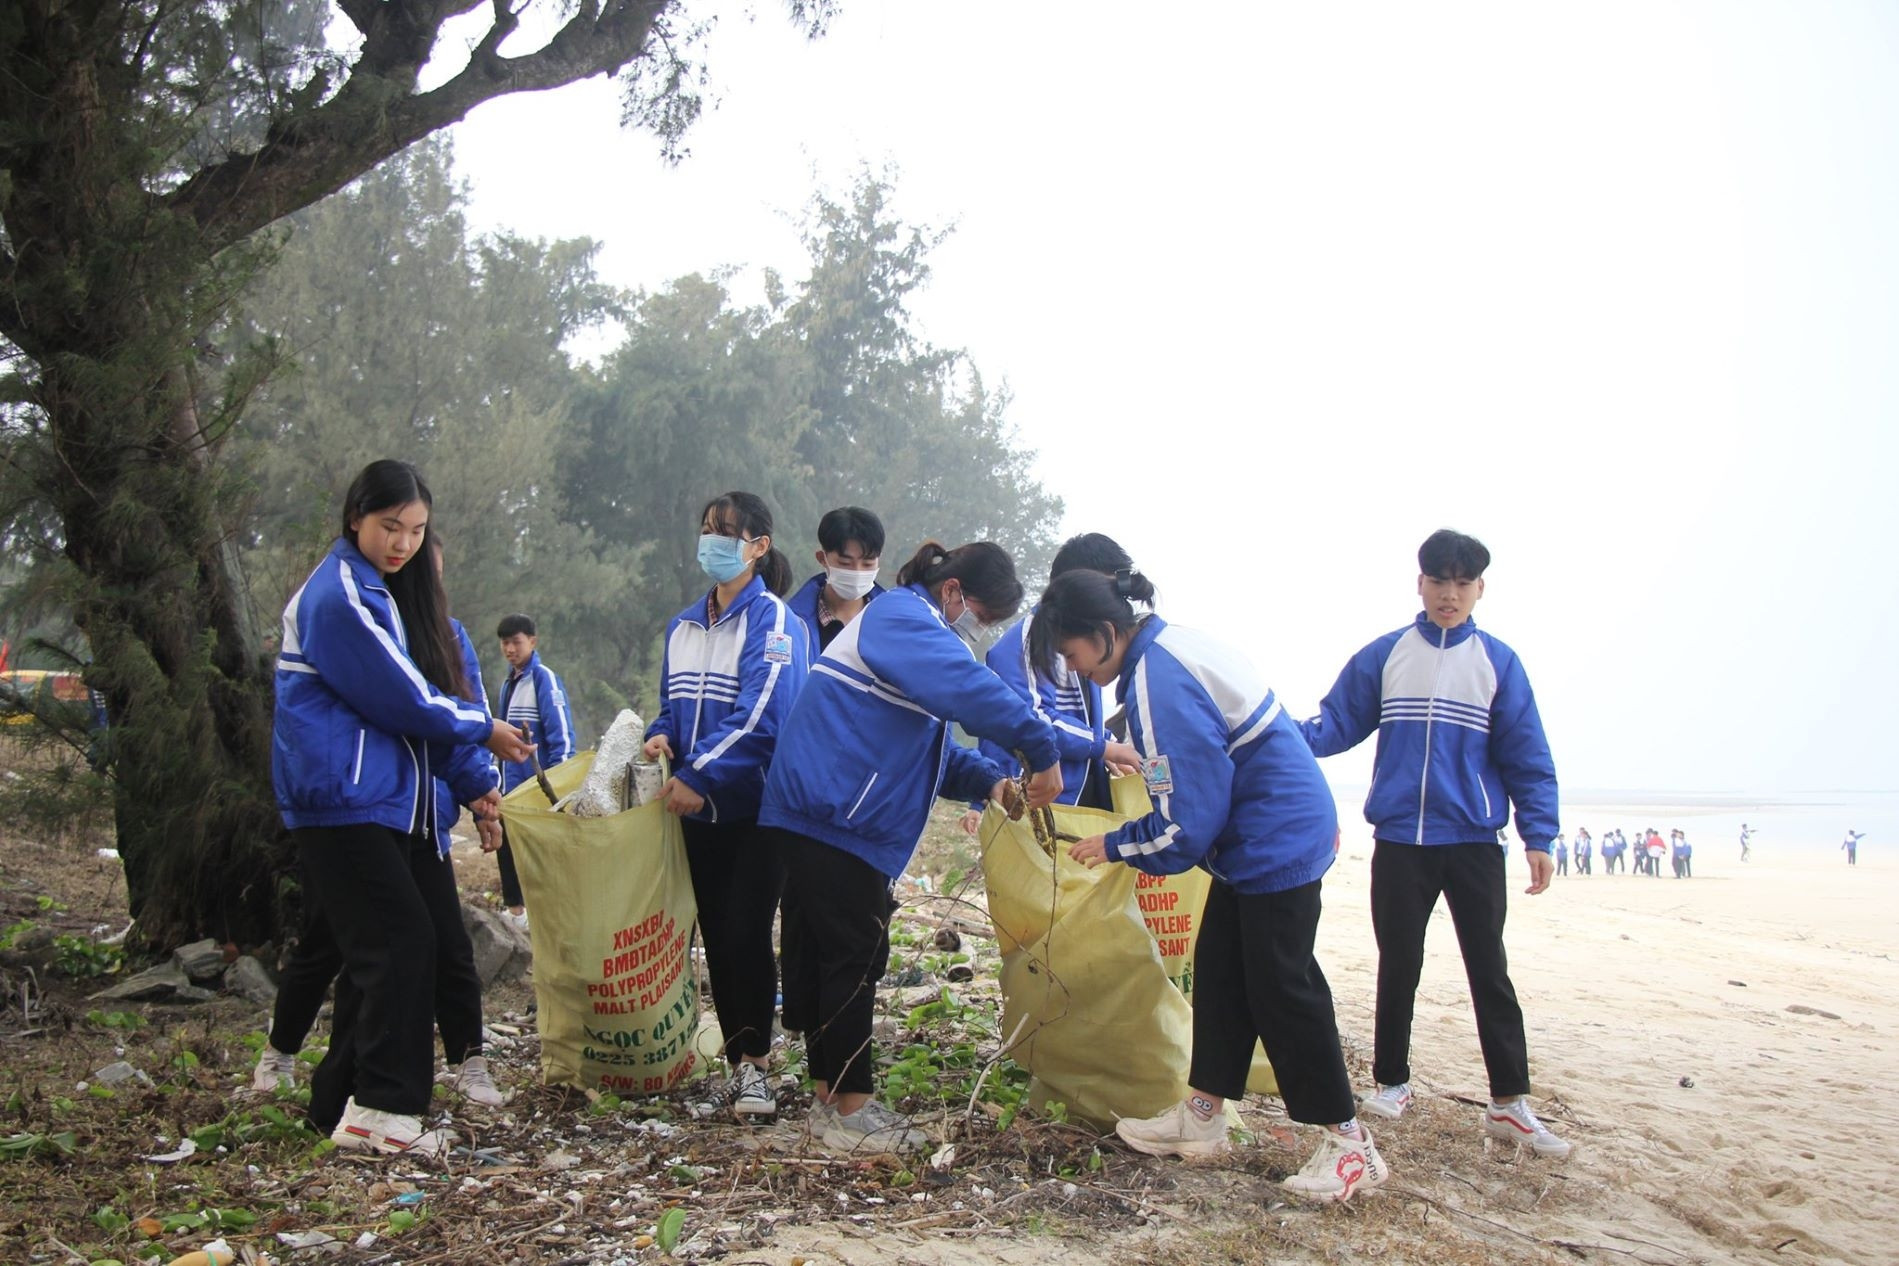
272, 460, 533, 1155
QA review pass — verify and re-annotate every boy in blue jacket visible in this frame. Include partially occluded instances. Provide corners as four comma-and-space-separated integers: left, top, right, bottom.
786, 506, 886, 653
1298, 529, 1570, 1159
495, 613, 576, 927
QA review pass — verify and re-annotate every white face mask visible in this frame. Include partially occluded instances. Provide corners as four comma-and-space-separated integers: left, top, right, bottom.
826, 566, 877, 601
951, 605, 984, 648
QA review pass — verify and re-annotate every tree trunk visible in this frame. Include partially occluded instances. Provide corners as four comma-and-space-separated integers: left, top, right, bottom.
43, 357, 290, 949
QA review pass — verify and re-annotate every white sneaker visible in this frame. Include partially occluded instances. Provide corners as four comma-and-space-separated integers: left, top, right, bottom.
821, 1099, 926, 1155
1282, 1127, 1390, 1202
803, 1098, 837, 1140
437, 1055, 512, 1107
1114, 1100, 1231, 1161
1359, 1082, 1413, 1120
250, 1045, 298, 1094
729, 1062, 777, 1119
1484, 1100, 1572, 1158
330, 1098, 456, 1157
504, 909, 529, 933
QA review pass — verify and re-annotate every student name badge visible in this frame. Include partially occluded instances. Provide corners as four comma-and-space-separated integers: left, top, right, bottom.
1141, 754, 1175, 796
763, 631, 793, 664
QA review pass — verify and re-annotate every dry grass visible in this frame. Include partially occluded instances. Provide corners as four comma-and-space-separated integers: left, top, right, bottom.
0, 797, 1663, 1266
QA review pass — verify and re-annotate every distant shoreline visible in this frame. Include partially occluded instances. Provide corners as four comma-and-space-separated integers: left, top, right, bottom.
1327, 786, 1897, 810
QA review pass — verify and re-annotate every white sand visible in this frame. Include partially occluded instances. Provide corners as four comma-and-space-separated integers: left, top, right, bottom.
1311, 832, 1899, 1262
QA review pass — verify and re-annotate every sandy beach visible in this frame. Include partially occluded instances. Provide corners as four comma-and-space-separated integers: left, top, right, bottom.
1298, 825, 1899, 1263
451, 799, 1899, 1264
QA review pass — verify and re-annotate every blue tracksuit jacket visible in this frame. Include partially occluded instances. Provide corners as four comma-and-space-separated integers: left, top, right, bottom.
759, 584, 1061, 879
273, 538, 494, 838
497, 650, 575, 795
1298, 612, 1559, 851
645, 575, 809, 824
434, 619, 500, 851
787, 572, 885, 651
973, 615, 1105, 803
1103, 617, 1337, 895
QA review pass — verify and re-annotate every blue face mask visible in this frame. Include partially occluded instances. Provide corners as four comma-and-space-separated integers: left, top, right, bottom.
698, 533, 751, 584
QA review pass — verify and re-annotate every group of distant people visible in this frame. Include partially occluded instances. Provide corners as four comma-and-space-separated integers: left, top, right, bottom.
1548, 823, 1870, 873
1552, 827, 1694, 878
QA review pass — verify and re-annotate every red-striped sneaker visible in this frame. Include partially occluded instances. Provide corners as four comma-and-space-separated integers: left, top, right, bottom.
1282, 1127, 1389, 1202
1358, 1082, 1413, 1120
331, 1098, 455, 1157
1484, 1100, 1571, 1158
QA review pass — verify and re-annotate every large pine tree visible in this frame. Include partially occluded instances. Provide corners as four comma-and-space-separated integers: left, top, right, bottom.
0, 0, 824, 948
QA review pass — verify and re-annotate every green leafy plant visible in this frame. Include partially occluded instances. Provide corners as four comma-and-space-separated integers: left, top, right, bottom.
656, 1207, 686, 1253
52, 934, 123, 978
0, 1130, 79, 1158
86, 1010, 147, 1031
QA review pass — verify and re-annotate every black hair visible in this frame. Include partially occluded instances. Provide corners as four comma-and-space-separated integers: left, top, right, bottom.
1027, 568, 1158, 679
895, 541, 1025, 621
341, 460, 467, 701
817, 506, 885, 559
1418, 528, 1491, 580
497, 613, 537, 639
1049, 532, 1134, 580
701, 491, 792, 597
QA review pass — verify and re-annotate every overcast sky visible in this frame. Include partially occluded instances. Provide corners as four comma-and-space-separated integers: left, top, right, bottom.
433, 1, 1898, 794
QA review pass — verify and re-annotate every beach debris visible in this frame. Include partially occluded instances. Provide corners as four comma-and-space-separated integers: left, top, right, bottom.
142, 1138, 198, 1163
275, 1229, 340, 1253
569, 709, 659, 816
1678, 1076, 1695, 1088
93, 1060, 152, 1087
1785, 1004, 1841, 1020
1728, 980, 1748, 987
933, 928, 962, 952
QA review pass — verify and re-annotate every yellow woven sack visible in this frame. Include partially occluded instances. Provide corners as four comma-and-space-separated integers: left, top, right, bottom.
501, 752, 701, 1095
981, 796, 1193, 1129
980, 778, 1275, 1129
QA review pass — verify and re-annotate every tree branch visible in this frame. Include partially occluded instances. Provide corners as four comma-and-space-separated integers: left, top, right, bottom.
167, 0, 667, 252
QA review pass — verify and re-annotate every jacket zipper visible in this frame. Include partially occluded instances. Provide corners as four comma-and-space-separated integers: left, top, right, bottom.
351, 729, 365, 784
403, 736, 423, 839
1416, 625, 1448, 845
847, 772, 879, 819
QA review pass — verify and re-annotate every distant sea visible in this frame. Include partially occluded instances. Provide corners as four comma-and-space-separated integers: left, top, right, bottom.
1325, 787, 1899, 859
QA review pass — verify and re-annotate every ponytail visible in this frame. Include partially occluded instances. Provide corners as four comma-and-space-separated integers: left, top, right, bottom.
1027, 568, 1154, 680
896, 541, 952, 588
896, 540, 1025, 621
756, 544, 793, 597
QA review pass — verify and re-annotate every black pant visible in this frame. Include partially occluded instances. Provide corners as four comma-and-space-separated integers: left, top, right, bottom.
774, 828, 892, 1096
296, 824, 475, 1129
1189, 877, 1355, 1125
682, 818, 786, 1065
1371, 840, 1530, 1099
270, 870, 484, 1067
495, 821, 524, 908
